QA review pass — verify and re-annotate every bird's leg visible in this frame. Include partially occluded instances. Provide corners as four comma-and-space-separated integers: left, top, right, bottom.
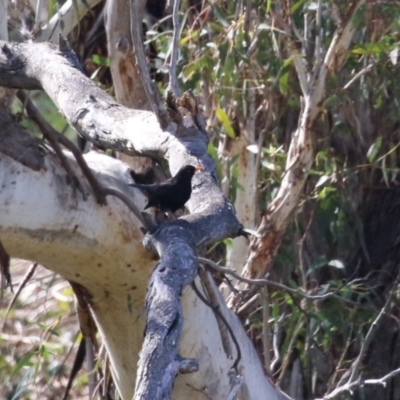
165, 211, 177, 220
155, 211, 171, 224
155, 210, 177, 223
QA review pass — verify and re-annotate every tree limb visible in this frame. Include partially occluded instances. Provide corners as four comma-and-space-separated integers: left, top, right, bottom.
35, 0, 103, 42
129, 0, 170, 128
0, 38, 244, 400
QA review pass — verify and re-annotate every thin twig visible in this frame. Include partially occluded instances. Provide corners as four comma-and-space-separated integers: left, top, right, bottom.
261, 287, 272, 375
271, 311, 286, 372
17, 91, 151, 229
199, 257, 375, 309
2, 263, 37, 330
18, 91, 87, 199
363, 367, 400, 386
348, 269, 400, 383
343, 64, 374, 90
329, 320, 354, 389
168, 0, 182, 97
299, 206, 316, 291
320, 367, 400, 400
198, 268, 233, 357
314, 0, 323, 70
227, 372, 244, 400
17, 90, 106, 205
319, 271, 400, 400
191, 279, 242, 369
276, 316, 305, 385
0, 237, 11, 304
102, 187, 148, 229
129, 0, 169, 128
236, 293, 259, 314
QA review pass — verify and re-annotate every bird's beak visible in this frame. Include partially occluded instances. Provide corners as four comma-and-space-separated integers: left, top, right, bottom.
195, 165, 204, 172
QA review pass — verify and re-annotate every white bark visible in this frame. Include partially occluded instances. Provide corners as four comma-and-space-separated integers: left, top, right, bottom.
0, 149, 290, 400
0, 0, 9, 107
0, 0, 7, 41
0, 150, 150, 398
105, 0, 153, 174
35, 0, 102, 43
35, 0, 50, 30
226, 137, 258, 275
225, 88, 258, 293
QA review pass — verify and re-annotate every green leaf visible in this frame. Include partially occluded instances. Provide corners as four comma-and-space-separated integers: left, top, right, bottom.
308, 2, 318, 10
262, 160, 276, 170
216, 108, 236, 138
257, 23, 271, 31
92, 54, 109, 67
367, 137, 382, 163
242, 228, 261, 238
316, 175, 330, 188
247, 144, 259, 154
307, 255, 328, 275
11, 353, 34, 376
207, 142, 218, 161
390, 47, 398, 65
279, 72, 289, 95
291, 0, 306, 14
328, 260, 345, 269
382, 157, 390, 187
208, 22, 226, 33
223, 238, 233, 248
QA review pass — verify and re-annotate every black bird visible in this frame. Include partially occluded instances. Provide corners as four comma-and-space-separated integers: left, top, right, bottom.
128, 165, 204, 212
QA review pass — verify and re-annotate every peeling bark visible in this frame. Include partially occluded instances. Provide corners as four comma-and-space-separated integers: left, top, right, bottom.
105, 0, 151, 111
225, 103, 259, 277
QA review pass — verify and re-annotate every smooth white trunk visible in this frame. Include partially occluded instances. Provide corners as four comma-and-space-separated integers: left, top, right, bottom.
0, 150, 289, 400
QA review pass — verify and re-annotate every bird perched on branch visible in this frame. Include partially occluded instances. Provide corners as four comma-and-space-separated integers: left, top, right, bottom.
128, 165, 204, 212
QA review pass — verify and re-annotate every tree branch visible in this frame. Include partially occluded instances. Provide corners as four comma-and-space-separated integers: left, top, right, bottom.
35, 0, 103, 42
129, 0, 170, 128
168, 0, 182, 97
200, 257, 375, 309
348, 270, 400, 383
0, 39, 244, 400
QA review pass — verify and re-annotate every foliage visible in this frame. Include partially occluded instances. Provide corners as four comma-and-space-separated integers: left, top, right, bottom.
0, 263, 84, 399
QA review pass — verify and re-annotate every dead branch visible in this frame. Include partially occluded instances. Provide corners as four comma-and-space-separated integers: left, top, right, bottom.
319, 270, 400, 400
2, 262, 37, 327
200, 257, 375, 310
348, 270, 400, 383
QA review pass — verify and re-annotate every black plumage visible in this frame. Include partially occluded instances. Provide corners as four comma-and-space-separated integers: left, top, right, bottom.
128, 165, 204, 212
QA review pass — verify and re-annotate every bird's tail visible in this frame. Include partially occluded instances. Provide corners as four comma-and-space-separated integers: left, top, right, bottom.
127, 183, 149, 192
